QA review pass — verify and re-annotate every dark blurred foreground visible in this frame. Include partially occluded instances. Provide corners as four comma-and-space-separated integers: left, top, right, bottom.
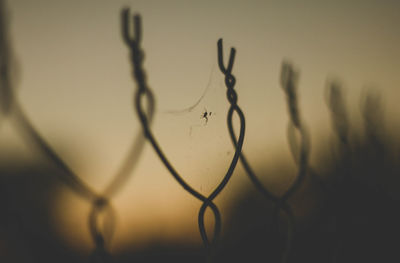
1, 125, 400, 263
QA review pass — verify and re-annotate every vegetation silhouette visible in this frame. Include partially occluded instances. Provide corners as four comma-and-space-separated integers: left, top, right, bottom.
1, 2, 399, 263
1, 111, 399, 263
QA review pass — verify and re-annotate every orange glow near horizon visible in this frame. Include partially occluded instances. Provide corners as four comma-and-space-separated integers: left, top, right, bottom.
1, 0, 400, 255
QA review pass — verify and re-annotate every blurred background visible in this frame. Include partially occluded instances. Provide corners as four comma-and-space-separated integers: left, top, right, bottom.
1, 0, 400, 262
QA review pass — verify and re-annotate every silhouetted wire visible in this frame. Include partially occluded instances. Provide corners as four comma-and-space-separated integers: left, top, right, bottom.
279, 61, 313, 262
89, 197, 116, 263
0, 0, 96, 201
11, 104, 97, 199
280, 62, 310, 198
198, 38, 245, 248
326, 81, 352, 185
11, 97, 151, 261
227, 61, 311, 263
361, 89, 385, 153
8, 7, 153, 201
121, 9, 245, 257
0, 0, 14, 116
281, 63, 332, 263
103, 88, 154, 197
0, 0, 97, 200
227, 105, 294, 262
326, 81, 349, 146
121, 9, 220, 248
0, 3, 42, 262
325, 80, 351, 262
1, 3, 157, 262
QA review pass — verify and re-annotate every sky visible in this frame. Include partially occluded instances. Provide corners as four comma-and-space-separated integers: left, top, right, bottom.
2, 0, 400, 254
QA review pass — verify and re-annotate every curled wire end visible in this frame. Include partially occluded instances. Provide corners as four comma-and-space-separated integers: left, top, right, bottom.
329, 82, 342, 109
121, 8, 142, 46
88, 197, 116, 249
217, 38, 236, 74
133, 14, 142, 44
280, 61, 298, 92
121, 8, 132, 46
361, 88, 383, 139
326, 80, 349, 143
280, 61, 300, 127
326, 80, 345, 115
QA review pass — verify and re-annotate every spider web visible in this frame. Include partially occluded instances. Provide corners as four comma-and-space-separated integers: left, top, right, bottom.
158, 63, 233, 193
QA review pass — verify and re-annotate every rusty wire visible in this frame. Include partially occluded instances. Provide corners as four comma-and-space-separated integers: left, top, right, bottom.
121, 9, 246, 260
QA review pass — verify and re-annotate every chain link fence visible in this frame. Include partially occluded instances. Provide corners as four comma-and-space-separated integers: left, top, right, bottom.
1, 2, 400, 263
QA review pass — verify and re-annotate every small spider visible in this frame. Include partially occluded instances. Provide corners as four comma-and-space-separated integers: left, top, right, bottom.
201, 108, 212, 124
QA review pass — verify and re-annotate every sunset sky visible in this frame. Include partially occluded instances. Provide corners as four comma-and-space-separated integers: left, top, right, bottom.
2, 0, 400, 253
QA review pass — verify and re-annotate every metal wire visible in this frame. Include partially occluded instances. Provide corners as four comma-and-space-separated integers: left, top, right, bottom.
198, 38, 246, 247
361, 89, 384, 153
89, 197, 116, 263
0, 3, 352, 262
121, 9, 220, 249
1, 3, 154, 261
280, 62, 312, 262
0, 0, 14, 116
121, 9, 246, 259
226, 61, 312, 263
325, 80, 351, 262
326, 81, 349, 147
9, 100, 149, 261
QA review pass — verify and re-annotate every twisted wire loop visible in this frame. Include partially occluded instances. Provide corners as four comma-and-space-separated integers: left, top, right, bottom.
277, 61, 312, 262
2, 3, 155, 262
227, 61, 309, 263
121, 9, 245, 257
326, 81, 352, 182
227, 108, 293, 263
326, 81, 349, 147
121, 8, 221, 248
11, 100, 149, 261
0, 0, 97, 201
361, 90, 385, 155
221, 57, 312, 263
325, 81, 350, 263
280, 62, 311, 199
89, 197, 116, 263
198, 38, 245, 248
